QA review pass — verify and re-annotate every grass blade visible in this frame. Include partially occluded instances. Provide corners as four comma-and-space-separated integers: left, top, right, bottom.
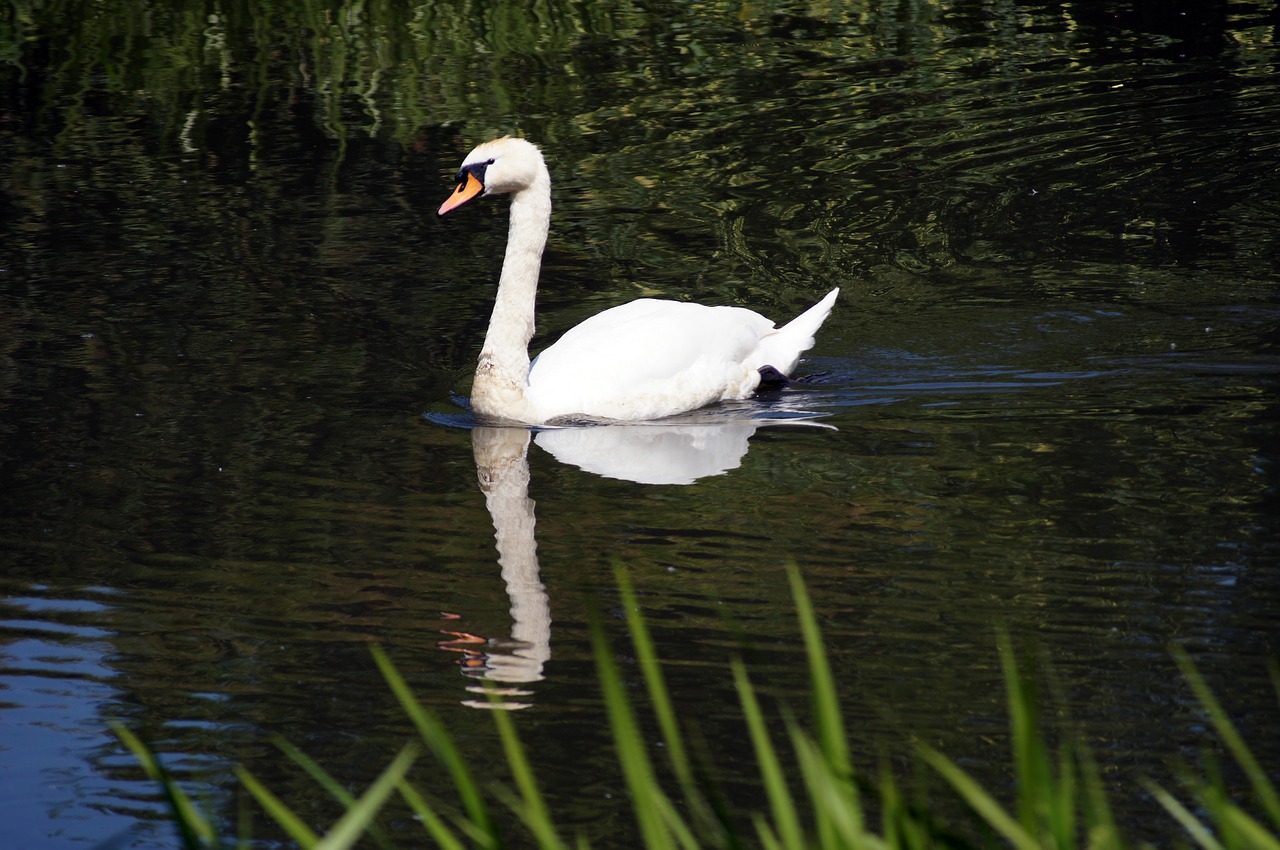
615, 569, 699, 800
787, 565, 851, 778
488, 689, 569, 850
921, 746, 1039, 850
733, 659, 804, 850
1074, 739, 1121, 850
1173, 648, 1280, 830
652, 789, 704, 850
371, 645, 497, 848
789, 565, 860, 849
1144, 780, 1227, 850
791, 729, 870, 848
236, 765, 320, 848
275, 738, 396, 850
396, 781, 469, 850
997, 635, 1051, 836
1049, 741, 1076, 849
1219, 805, 1280, 850
592, 614, 678, 850
313, 746, 417, 850
111, 722, 218, 850
752, 813, 784, 850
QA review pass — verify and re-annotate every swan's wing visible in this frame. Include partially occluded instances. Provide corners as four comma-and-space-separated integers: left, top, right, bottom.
526, 299, 776, 419
531, 299, 774, 384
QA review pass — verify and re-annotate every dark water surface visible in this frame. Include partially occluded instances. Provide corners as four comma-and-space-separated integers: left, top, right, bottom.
2, 1, 1279, 847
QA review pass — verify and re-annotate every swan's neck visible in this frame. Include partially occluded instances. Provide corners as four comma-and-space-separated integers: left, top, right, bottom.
473, 174, 550, 421
473, 427, 550, 682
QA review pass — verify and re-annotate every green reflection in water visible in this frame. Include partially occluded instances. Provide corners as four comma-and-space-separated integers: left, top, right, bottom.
1, 0, 1278, 848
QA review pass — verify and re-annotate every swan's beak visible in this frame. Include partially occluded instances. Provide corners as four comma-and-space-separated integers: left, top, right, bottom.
438, 172, 484, 216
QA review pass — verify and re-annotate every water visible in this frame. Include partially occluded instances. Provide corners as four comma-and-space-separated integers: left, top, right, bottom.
2, 1, 1279, 847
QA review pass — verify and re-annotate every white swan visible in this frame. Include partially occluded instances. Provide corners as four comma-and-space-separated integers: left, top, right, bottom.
438, 136, 839, 425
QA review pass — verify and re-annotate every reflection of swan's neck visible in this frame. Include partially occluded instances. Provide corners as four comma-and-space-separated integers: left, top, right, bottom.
473, 427, 551, 683
473, 177, 550, 421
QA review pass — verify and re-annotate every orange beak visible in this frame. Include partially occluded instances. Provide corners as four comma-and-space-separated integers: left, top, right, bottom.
438, 172, 484, 216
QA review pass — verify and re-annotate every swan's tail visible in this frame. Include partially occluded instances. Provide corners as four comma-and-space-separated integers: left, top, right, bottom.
756, 287, 840, 376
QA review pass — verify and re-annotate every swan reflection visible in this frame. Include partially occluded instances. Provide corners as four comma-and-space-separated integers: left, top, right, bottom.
452, 426, 549, 710
457, 413, 829, 708
534, 420, 762, 485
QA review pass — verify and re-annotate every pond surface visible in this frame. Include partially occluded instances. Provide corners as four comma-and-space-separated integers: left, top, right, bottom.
2, 1, 1279, 847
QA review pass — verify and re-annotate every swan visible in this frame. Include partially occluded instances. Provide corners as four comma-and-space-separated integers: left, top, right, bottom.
438, 136, 839, 425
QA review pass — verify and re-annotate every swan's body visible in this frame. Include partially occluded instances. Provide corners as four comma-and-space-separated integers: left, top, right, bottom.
438, 137, 839, 425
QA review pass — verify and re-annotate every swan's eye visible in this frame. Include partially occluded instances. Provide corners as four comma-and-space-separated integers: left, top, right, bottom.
458, 159, 494, 186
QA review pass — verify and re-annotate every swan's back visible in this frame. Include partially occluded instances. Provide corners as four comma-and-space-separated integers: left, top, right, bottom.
526, 298, 802, 421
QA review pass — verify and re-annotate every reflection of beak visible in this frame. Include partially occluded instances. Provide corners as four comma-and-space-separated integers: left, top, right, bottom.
438, 172, 484, 216
459, 655, 488, 672
439, 630, 487, 647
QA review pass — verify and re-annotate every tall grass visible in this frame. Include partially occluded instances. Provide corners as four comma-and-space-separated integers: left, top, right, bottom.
117, 566, 1278, 850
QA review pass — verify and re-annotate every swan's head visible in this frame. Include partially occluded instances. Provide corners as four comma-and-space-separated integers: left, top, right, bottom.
438, 137, 547, 216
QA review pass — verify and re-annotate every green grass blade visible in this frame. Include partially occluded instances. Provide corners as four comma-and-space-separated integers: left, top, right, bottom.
370, 645, 497, 848
236, 765, 320, 848
1143, 780, 1227, 850
877, 758, 946, 850
592, 614, 677, 850
651, 790, 704, 850
787, 565, 851, 778
998, 635, 1052, 835
111, 722, 218, 850
921, 746, 1040, 850
791, 729, 871, 848
313, 746, 418, 850
396, 780, 469, 850
1173, 648, 1280, 830
878, 759, 906, 850
1073, 739, 1121, 850
615, 568, 739, 848
615, 569, 698, 797
488, 781, 571, 850
752, 813, 784, 850
1219, 805, 1280, 850
275, 738, 397, 850
1049, 742, 1077, 849
488, 690, 569, 850
732, 659, 805, 850
788, 565, 859, 849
